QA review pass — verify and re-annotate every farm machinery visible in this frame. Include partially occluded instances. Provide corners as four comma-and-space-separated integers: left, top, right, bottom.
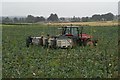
26, 26, 98, 48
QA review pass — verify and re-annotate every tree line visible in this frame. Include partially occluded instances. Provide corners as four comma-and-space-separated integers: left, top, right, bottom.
2, 13, 116, 24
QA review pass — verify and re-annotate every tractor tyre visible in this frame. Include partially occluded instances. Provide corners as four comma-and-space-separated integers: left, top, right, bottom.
86, 41, 94, 47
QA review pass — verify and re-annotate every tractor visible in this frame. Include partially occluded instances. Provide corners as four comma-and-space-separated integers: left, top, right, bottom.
26, 25, 98, 48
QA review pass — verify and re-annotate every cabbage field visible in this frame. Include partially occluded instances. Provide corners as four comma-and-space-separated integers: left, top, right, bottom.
2, 24, 118, 78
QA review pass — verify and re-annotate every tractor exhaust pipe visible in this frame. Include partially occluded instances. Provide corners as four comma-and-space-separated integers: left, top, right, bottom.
80, 27, 83, 38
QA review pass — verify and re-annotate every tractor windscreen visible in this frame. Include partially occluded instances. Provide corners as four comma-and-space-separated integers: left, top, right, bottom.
71, 27, 78, 36
65, 27, 78, 36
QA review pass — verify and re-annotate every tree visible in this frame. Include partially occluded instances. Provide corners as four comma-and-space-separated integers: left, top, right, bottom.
91, 14, 101, 21
102, 13, 114, 21
39, 16, 46, 21
19, 18, 26, 23
91, 13, 114, 21
81, 17, 90, 22
13, 17, 19, 23
59, 17, 65, 22
118, 15, 120, 21
2, 17, 13, 24
47, 13, 59, 22
71, 16, 80, 22
26, 15, 35, 23
34, 16, 46, 22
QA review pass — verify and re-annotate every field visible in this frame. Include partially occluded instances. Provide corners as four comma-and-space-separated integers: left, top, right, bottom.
47, 21, 118, 26
2, 24, 118, 78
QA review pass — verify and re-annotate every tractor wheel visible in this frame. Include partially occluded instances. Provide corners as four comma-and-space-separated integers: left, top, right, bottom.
86, 41, 94, 47
26, 37, 30, 47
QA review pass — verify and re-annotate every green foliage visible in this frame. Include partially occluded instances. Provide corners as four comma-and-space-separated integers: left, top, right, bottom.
2, 24, 118, 78
91, 13, 114, 21
47, 13, 59, 22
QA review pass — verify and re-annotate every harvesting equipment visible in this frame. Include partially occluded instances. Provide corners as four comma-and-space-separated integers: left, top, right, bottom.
26, 25, 98, 48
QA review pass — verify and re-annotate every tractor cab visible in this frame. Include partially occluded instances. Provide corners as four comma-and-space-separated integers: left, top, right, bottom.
60, 26, 93, 40
61, 26, 79, 37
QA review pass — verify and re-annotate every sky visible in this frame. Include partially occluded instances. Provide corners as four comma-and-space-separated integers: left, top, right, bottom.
1, 0, 119, 2
1, 0, 119, 17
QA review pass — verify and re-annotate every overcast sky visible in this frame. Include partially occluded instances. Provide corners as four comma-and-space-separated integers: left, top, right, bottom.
1, 1, 119, 17
1, 0, 119, 2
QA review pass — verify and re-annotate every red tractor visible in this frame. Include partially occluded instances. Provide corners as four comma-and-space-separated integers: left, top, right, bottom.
26, 26, 98, 48
58, 26, 97, 47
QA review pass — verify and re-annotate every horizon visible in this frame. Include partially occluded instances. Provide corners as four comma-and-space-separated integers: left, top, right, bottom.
0, 12, 117, 19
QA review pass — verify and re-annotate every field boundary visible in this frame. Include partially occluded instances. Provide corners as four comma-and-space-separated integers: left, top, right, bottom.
46, 21, 118, 27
